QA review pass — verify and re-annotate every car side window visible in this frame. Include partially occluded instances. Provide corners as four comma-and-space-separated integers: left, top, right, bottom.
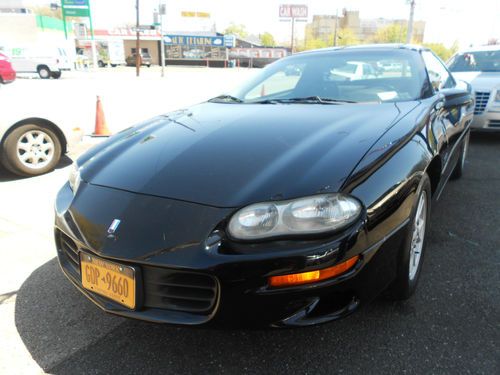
421, 51, 454, 91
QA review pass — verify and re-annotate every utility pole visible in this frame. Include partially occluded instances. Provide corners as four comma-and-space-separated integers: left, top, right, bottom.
159, 1, 166, 77
135, 0, 140, 77
290, 16, 295, 53
333, 8, 339, 46
88, 0, 97, 69
406, 0, 415, 44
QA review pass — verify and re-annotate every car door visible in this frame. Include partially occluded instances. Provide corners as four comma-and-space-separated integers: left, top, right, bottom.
421, 50, 469, 178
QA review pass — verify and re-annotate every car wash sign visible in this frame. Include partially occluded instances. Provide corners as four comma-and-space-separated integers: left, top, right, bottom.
163, 35, 224, 47
279, 4, 308, 18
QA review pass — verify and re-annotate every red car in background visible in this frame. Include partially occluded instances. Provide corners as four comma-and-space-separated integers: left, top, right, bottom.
0, 53, 16, 84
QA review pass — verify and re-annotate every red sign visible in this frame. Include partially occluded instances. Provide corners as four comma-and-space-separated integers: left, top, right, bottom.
279, 4, 308, 18
229, 48, 288, 59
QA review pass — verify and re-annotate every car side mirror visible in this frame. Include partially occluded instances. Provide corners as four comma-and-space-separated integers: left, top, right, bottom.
440, 87, 473, 109
455, 79, 472, 93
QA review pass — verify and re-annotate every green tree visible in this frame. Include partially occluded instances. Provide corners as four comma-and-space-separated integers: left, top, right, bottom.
332, 28, 359, 46
371, 23, 408, 43
260, 32, 276, 47
223, 23, 248, 39
422, 42, 459, 62
298, 28, 328, 52
299, 28, 359, 52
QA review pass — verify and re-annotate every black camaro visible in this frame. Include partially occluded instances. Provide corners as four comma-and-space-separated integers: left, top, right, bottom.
55, 45, 473, 327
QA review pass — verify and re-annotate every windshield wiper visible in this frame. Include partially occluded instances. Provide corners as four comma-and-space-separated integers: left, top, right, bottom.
208, 95, 243, 103
253, 96, 357, 104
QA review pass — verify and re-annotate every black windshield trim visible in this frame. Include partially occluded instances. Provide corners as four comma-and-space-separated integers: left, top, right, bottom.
251, 96, 359, 105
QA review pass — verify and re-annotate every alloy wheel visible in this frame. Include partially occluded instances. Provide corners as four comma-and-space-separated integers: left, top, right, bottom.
16, 130, 55, 170
409, 190, 427, 281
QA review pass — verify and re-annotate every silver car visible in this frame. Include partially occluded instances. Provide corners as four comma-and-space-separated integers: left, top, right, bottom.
448, 45, 500, 130
0, 88, 83, 176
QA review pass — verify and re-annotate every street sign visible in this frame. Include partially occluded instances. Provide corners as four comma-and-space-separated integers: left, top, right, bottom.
224, 35, 236, 48
279, 4, 308, 18
61, 0, 96, 69
62, 0, 89, 6
64, 7, 89, 17
278, 4, 308, 55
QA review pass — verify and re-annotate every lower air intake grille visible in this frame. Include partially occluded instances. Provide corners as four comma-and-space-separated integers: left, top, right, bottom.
142, 266, 218, 315
58, 231, 80, 274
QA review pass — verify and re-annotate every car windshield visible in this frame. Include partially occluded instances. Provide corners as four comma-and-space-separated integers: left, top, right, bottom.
223, 49, 428, 104
448, 50, 500, 72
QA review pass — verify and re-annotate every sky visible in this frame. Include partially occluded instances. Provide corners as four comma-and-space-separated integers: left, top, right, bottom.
24, 0, 500, 48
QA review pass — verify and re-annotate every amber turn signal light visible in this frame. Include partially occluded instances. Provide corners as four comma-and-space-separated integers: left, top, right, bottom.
268, 255, 360, 288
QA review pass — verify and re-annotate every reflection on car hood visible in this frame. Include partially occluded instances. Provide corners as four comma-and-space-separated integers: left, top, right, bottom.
80, 102, 417, 207
452, 72, 500, 91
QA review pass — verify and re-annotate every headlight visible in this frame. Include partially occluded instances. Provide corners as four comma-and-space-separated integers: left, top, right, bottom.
494, 90, 500, 103
227, 194, 362, 240
68, 162, 81, 192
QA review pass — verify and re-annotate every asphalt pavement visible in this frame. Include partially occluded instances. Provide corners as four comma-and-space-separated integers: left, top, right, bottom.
1, 132, 498, 374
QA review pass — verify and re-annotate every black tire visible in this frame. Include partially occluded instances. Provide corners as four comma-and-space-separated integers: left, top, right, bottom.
451, 130, 470, 180
1, 123, 62, 177
110, 64, 117, 67
37, 65, 51, 79
51, 71, 62, 79
388, 173, 431, 300
98, 60, 105, 68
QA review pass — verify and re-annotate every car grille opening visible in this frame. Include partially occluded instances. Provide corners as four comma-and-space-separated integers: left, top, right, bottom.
474, 91, 490, 115
142, 266, 218, 315
58, 231, 80, 274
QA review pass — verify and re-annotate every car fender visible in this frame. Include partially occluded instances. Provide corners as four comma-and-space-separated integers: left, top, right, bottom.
341, 100, 438, 248
0, 102, 83, 153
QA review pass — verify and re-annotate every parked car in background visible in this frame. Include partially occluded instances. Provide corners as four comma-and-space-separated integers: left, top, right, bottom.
330, 61, 378, 81
4, 45, 72, 79
448, 45, 500, 130
55, 45, 473, 328
1, 90, 83, 176
125, 52, 152, 67
97, 40, 126, 68
0, 53, 16, 84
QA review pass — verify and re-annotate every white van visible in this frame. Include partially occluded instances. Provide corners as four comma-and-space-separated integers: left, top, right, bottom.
5, 46, 72, 79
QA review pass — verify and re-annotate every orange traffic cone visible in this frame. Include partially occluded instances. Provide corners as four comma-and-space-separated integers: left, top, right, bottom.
93, 95, 111, 137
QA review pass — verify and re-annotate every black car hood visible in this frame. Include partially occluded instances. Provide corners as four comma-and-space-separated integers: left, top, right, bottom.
80, 102, 417, 207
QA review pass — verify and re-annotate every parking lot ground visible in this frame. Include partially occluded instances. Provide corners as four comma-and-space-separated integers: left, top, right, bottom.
1, 129, 499, 372
1, 66, 257, 136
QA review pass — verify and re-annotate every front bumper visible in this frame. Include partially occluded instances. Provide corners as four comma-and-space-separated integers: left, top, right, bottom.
0, 69, 16, 83
55, 182, 406, 327
471, 109, 500, 130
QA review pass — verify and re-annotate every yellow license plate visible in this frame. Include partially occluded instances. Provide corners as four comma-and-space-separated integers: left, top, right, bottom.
80, 252, 136, 309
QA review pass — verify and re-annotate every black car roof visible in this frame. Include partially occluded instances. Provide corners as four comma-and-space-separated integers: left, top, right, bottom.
296, 43, 429, 56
